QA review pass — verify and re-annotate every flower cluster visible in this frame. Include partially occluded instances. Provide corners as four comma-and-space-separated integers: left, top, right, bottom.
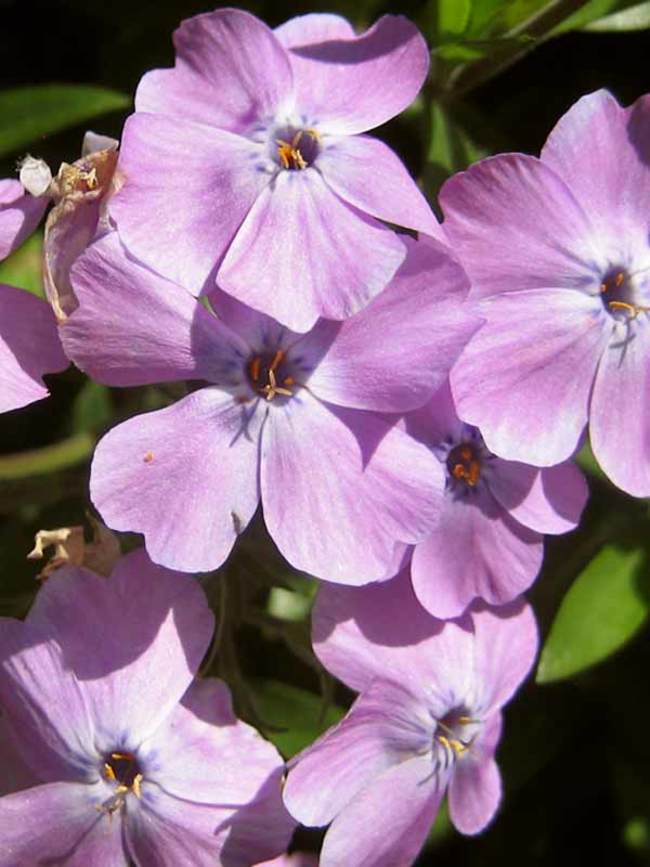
1, 6, 647, 866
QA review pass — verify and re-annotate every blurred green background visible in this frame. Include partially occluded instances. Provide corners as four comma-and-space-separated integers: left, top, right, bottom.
1, 1, 650, 864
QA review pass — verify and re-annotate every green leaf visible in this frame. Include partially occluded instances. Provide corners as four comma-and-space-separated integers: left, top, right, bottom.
0, 85, 130, 158
253, 679, 345, 758
584, 0, 650, 29
437, 0, 473, 39
0, 432, 94, 480
0, 233, 44, 297
553, 0, 643, 33
424, 102, 487, 196
576, 440, 607, 481
537, 544, 650, 683
72, 380, 111, 433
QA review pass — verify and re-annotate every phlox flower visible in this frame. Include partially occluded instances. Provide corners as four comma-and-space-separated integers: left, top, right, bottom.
110, 8, 441, 331
61, 231, 478, 580
0, 549, 294, 866
283, 572, 538, 867
0, 179, 67, 413
442, 89, 650, 497
256, 855, 318, 866
405, 380, 588, 618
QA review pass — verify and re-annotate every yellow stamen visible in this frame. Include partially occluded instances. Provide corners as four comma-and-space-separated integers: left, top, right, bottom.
103, 763, 116, 782
608, 300, 650, 319
132, 773, 143, 799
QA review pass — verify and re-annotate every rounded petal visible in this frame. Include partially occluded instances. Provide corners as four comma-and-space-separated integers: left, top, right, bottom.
541, 89, 650, 249
440, 154, 601, 299
449, 756, 502, 836
450, 289, 611, 466
64, 232, 249, 387
405, 378, 466, 446
90, 389, 262, 572
307, 237, 480, 412
470, 599, 538, 716
261, 395, 443, 583
136, 9, 293, 132
26, 549, 214, 746
286, 15, 429, 136
0, 782, 126, 866
489, 458, 588, 534
0, 284, 68, 414
411, 491, 543, 619
110, 113, 270, 295
219, 169, 406, 332
590, 324, 650, 496
319, 756, 443, 867
275, 14, 355, 47
319, 134, 442, 237
0, 179, 47, 261
313, 570, 476, 709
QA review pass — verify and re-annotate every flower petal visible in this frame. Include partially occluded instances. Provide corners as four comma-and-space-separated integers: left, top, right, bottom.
64, 233, 249, 387
26, 549, 214, 746
313, 570, 475, 708
541, 89, 650, 249
219, 169, 406, 332
0, 782, 126, 866
411, 490, 543, 619
90, 389, 261, 572
319, 756, 443, 867
284, 679, 431, 827
286, 15, 429, 136
319, 134, 442, 237
449, 757, 502, 835
110, 113, 270, 295
0, 179, 47, 261
307, 237, 479, 412
440, 154, 601, 299
275, 14, 355, 48
136, 8, 293, 132
261, 395, 443, 583
0, 284, 68, 413
590, 324, 650, 496
489, 459, 588, 534
450, 289, 611, 466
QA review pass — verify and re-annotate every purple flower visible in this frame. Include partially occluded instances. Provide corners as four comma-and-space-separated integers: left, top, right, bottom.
441, 89, 650, 497
0, 179, 67, 413
110, 9, 441, 332
283, 572, 538, 866
0, 549, 295, 866
405, 381, 588, 618
61, 231, 477, 580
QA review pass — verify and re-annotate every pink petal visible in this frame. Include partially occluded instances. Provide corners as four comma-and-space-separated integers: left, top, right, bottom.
219, 169, 406, 332
0, 179, 47, 261
90, 390, 262, 572
275, 14, 355, 48
261, 395, 443, 583
285, 15, 429, 136
0, 284, 68, 413
449, 757, 502, 835
450, 288, 611, 466
318, 134, 442, 237
136, 8, 293, 132
110, 113, 270, 295
307, 237, 479, 412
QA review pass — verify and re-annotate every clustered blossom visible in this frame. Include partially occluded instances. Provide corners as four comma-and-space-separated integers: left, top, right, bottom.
0, 5, 646, 865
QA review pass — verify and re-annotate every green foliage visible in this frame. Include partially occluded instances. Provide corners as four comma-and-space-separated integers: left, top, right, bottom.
0, 233, 44, 297
537, 544, 650, 683
424, 102, 487, 196
583, 0, 650, 29
0, 85, 129, 159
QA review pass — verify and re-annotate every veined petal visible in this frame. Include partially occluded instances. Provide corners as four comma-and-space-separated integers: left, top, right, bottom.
261, 395, 443, 583
319, 135, 442, 237
136, 8, 294, 132
306, 237, 479, 412
90, 390, 262, 573
411, 490, 543, 619
450, 289, 611, 466
64, 233, 249, 387
110, 113, 270, 295
319, 756, 443, 867
219, 169, 406, 332
440, 154, 601, 299
590, 322, 650, 496
26, 549, 214, 747
0, 284, 68, 413
0, 179, 47, 261
449, 757, 501, 836
285, 15, 429, 136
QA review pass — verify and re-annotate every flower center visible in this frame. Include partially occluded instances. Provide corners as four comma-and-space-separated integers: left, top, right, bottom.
600, 267, 650, 321
247, 350, 295, 401
99, 750, 143, 815
434, 709, 481, 764
446, 442, 481, 488
275, 127, 320, 171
